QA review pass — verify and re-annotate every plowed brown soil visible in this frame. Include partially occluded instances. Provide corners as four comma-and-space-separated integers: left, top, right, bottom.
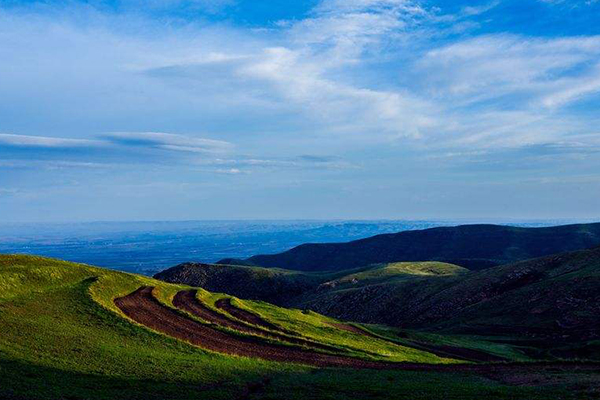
114, 286, 402, 368
215, 298, 282, 331
114, 286, 600, 374
173, 290, 338, 352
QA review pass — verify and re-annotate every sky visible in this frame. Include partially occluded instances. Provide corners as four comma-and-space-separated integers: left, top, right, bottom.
0, 0, 599, 222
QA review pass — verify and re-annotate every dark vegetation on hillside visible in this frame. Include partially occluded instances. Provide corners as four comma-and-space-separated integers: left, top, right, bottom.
154, 263, 323, 304
158, 247, 600, 360
304, 247, 600, 335
218, 223, 600, 271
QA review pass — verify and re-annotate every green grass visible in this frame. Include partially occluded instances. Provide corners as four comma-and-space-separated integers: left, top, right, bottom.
222, 296, 451, 362
366, 325, 533, 362
328, 262, 467, 287
0, 254, 597, 399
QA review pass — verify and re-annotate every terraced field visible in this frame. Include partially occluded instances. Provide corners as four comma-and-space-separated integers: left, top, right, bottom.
1, 254, 599, 399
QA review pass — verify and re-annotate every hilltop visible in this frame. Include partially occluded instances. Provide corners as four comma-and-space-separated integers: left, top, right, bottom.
218, 222, 600, 271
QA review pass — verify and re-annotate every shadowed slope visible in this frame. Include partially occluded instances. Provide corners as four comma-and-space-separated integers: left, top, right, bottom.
300, 246, 600, 354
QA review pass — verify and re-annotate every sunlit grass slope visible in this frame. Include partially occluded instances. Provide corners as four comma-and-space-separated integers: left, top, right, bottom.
0, 255, 589, 400
324, 261, 467, 287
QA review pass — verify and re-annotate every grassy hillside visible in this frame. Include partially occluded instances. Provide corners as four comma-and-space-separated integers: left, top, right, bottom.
2, 254, 599, 399
154, 261, 464, 302
320, 262, 467, 287
219, 222, 600, 271
160, 248, 600, 361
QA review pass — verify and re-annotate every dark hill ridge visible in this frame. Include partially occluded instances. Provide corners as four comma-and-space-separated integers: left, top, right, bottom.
301, 246, 600, 335
154, 263, 324, 304
295, 246, 600, 359
218, 223, 600, 271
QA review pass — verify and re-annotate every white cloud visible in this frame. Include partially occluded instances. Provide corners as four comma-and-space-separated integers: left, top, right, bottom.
0, 133, 102, 148
102, 132, 232, 153
461, 1, 500, 16
408, 34, 600, 148
540, 63, 600, 108
0, 132, 232, 158
417, 35, 600, 102
193, 155, 357, 171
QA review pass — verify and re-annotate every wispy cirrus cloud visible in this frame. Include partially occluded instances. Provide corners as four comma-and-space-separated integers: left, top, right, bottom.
0, 133, 102, 148
0, 132, 233, 168
416, 34, 600, 106
194, 154, 357, 171
102, 132, 231, 153
0, 132, 355, 174
410, 34, 600, 148
0, 132, 230, 152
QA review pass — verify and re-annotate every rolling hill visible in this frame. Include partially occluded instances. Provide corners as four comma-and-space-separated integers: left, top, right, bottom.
3, 254, 600, 399
218, 222, 600, 271
300, 247, 600, 337
159, 247, 600, 360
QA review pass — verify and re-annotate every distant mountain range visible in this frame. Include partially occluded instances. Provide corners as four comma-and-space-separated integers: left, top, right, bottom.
218, 223, 600, 271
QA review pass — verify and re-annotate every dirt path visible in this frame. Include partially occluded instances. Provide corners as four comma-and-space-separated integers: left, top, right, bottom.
215, 298, 283, 332
173, 290, 339, 352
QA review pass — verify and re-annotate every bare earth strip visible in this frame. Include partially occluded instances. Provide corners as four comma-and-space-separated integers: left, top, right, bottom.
215, 298, 283, 332
114, 286, 403, 368
114, 286, 600, 374
173, 290, 339, 352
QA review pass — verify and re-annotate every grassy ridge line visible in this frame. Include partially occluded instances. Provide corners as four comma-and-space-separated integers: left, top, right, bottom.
0, 264, 266, 399
330, 262, 467, 285
207, 294, 451, 362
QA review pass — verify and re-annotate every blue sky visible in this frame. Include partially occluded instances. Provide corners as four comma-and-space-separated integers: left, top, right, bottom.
1, 0, 599, 222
